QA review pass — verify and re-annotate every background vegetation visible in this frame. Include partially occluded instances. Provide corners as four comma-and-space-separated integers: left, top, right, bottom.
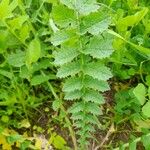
1, 0, 150, 149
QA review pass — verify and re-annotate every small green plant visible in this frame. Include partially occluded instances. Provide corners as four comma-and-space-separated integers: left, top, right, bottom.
51, 0, 114, 148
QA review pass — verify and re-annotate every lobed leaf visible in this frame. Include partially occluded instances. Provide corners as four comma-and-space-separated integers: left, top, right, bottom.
60, 0, 99, 15
84, 35, 114, 59
84, 76, 110, 92
80, 11, 111, 35
52, 4, 76, 27
69, 102, 84, 113
57, 61, 81, 78
77, 124, 95, 134
54, 46, 79, 66
51, 29, 77, 46
84, 62, 113, 81
83, 89, 105, 104
71, 112, 84, 120
64, 90, 82, 100
63, 77, 82, 92
85, 102, 102, 115
84, 114, 98, 125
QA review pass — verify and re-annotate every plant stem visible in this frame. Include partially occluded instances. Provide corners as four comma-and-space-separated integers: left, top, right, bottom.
41, 71, 78, 150
139, 60, 150, 85
94, 123, 115, 150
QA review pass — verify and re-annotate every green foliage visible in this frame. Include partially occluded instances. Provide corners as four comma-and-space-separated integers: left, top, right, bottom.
80, 10, 111, 35
26, 38, 41, 67
114, 133, 150, 150
60, 0, 100, 15
0, 0, 56, 149
83, 34, 114, 59
1, 0, 150, 149
51, 0, 114, 148
133, 83, 146, 105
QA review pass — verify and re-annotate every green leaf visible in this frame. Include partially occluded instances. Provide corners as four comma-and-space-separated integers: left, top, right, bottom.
119, 145, 126, 150
148, 87, 150, 99
127, 0, 138, 9
0, 69, 12, 79
146, 75, 150, 86
71, 112, 85, 120
19, 65, 31, 79
84, 35, 114, 59
8, 15, 29, 31
47, 0, 58, 5
26, 38, 41, 67
85, 102, 102, 115
49, 19, 59, 33
19, 24, 30, 42
80, 11, 111, 35
141, 134, 150, 150
51, 29, 77, 46
117, 7, 148, 32
133, 83, 146, 105
69, 102, 84, 113
83, 89, 105, 104
53, 135, 66, 149
108, 30, 150, 57
142, 101, 150, 117
82, 124, 95, 133
59, 0, 75, 9
60, 0, 99, 15
52, 4, 76, 27
72, 113, 98, 126
7, 51, 25, 67
52, 99, 62, 111
57, 61, 81, 78
84, 62, 112, 81
134, 7, 148, 23
63, 77, 82, 92
77, 0, 99, 16
84, 114, 98, 124
32, 59, 53, 72
129, 141, 137, 150
54, 46, 79, 65
84, 76, 110, 92
7, 134, 23, 144
0, 30, 8, 52
76, 124, 95, 134
31, 74, 56, 85
19, 119, 31, 128
64, 90, 82, 100
1, 115, 9, 123
0, 0, 18, 20
20, 141, 31, 150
